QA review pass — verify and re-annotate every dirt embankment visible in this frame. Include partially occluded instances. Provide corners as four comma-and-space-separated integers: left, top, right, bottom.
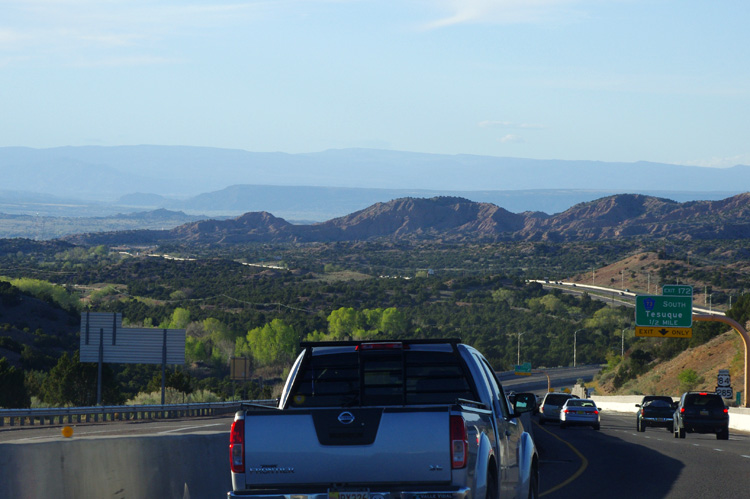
597, 331, 745, 401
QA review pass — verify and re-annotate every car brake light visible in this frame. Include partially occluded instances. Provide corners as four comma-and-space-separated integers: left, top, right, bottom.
593, 410, 599, 415
680, 407, 685, 414
230, 419, 245, 473
563, 409, 569, 413
724, 408, 729, 414
357, 342, 404, 350
699, 392, 708, 396
450, 415, 468, 469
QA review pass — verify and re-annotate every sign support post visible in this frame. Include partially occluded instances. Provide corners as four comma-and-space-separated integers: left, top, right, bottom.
97, 328, 103, 406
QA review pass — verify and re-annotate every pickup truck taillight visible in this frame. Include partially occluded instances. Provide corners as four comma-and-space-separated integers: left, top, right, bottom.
230, 419, 245, 473
450, 415, 468, 469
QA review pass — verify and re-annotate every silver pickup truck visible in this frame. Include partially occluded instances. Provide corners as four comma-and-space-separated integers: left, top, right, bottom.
229, 339, 539, 499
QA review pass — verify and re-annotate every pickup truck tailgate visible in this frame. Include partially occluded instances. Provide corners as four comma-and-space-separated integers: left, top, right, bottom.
244, 407, 452, 485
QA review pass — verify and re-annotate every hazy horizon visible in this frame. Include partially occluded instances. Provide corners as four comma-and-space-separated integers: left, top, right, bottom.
2, 1, 749, 169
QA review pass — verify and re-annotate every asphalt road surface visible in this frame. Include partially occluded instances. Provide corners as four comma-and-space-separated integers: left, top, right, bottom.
534, 409, 750, 498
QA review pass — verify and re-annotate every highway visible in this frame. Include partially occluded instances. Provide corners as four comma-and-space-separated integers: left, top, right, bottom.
534, 410, 750, 498
4, 406, 750, 497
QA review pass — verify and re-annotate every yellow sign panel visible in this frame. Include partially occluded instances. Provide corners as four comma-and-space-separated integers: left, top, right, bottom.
635, 326, 692, 338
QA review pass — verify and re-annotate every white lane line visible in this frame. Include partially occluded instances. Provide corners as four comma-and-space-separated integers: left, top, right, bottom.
159, 423, 224, 434
692, 444, 700, 447
714, 449, 724, 452
742, 455, 750, 459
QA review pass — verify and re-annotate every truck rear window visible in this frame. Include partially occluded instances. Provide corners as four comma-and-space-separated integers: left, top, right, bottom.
288, 344, 477, 408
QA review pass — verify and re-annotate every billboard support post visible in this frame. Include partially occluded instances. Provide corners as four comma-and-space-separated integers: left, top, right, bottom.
161, 329, 167, 407
97, 328, 103, 406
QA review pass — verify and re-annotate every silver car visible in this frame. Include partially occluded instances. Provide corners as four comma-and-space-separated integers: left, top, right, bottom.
560, 398, 601, 430
538, 392, 577, 424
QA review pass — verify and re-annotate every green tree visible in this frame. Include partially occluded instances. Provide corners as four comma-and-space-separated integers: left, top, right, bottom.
41, 352, 121, 406
327, 307, 364, 339
161, 307, 190, 329
146, 370, 193, 395
379, 307, 408, 336
677, 368, 703, 393
0, 358, 31, 408
246, 319, 298, 367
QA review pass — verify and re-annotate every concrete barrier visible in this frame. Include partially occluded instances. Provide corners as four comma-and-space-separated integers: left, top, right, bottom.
591, 395, 750, 433
0, 433, 231, 499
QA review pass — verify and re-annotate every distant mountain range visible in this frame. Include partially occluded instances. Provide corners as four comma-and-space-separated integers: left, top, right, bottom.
62, 192, 750, 246
0, 146, 745, 221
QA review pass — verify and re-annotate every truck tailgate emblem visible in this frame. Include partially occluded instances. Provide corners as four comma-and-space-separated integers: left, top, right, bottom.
338, 411, 355, 424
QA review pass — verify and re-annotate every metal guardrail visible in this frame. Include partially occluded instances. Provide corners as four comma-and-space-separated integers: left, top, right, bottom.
0, 399, 278, 428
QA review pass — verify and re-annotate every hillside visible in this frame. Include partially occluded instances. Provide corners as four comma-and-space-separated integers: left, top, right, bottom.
597, 331, 745, 402
62, 192, 750, 246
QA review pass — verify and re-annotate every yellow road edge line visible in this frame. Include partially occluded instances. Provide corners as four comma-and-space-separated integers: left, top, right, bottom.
534, 422, 589, 497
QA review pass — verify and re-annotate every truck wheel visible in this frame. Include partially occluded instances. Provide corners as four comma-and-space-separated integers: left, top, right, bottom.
679, 427, 686, 439
527, 461, 539, 499
717, 429, 729, 440
486, 468, 498, 499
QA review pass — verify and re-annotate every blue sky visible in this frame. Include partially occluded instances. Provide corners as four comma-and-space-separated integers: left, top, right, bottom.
2, 0, 749, 167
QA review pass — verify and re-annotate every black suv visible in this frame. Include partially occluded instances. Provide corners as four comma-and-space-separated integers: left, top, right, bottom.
673, 391, 729, 440
636, 395, 676, 432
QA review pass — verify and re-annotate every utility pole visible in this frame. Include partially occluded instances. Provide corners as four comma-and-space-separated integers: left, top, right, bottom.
622, 328, 626, 358
517, 332, 527, 365
574, 329, 582, 367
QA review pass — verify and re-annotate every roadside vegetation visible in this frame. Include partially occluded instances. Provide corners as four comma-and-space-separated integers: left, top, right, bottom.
1, 238, 749, 409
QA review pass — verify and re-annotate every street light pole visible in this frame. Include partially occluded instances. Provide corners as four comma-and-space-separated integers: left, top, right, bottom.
622, 328, 626, 357
517, 332, 527, 365
574, 329, 582, 367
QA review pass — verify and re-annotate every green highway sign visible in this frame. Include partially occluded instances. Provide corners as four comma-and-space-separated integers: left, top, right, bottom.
514, 362, 532, 376
662, 285, 693, 296
635, 295, 693, 328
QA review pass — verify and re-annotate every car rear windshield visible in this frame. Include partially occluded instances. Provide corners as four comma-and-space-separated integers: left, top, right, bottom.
544, 394, 572, 405
645, 399, 672, 408
288, 343, 477, 408
685, 394, 724, 408
567, 400, 595, 408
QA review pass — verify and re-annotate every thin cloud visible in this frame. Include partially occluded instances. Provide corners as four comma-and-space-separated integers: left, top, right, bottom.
498, 134, 524, 144
422, 0, 585, 29
1, 1, 274, 66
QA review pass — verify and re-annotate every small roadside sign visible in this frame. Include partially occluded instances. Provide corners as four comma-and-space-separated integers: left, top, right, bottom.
718, 369, 731, 387
635, 326, 692, 338
514, 362, 532, 376
662, 285, 693, 296
635, 295, 693, 328
716, 386, 733, 399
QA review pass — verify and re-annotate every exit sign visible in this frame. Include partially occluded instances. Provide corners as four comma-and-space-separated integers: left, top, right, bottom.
635, 295, 693, 328
662, 285, 693, 296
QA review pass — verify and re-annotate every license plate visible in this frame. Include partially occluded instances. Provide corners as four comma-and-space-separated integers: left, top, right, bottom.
700, 410, 709, 416
577, 411, 585, 414
329, 490, 369, 499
